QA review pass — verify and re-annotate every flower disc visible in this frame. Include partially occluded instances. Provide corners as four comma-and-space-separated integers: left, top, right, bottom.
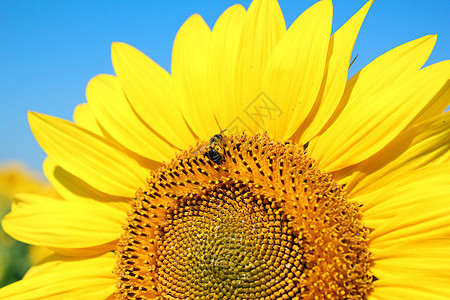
115, 134, 374, 299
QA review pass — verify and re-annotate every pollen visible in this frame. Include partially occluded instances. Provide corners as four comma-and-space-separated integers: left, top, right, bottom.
114, 134, 374, 299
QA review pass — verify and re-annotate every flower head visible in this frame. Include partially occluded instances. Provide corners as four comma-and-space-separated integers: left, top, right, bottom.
1, 0, 449, 299
0, 163, 56, 287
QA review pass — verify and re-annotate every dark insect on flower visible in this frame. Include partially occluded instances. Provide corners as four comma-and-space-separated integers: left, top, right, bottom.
192, 129, 227, 165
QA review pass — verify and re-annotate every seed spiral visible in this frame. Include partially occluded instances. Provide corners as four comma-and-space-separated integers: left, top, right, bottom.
114, 134, 373, 299
157, 182, 303, 299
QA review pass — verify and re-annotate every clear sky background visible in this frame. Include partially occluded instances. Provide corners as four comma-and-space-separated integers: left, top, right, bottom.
1, 0, 449, 175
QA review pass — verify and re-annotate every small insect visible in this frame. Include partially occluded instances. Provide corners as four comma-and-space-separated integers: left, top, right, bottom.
192, 129, 227, 165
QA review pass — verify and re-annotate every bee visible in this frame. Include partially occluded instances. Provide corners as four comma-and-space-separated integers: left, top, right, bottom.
192, 129, 227, 165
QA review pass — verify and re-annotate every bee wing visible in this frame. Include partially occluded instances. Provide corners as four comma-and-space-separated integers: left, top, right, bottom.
219, 134, 229, 146
191, 142, 208, 156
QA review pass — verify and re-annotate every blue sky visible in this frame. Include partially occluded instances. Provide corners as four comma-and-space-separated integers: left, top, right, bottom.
1, 0, 449, 174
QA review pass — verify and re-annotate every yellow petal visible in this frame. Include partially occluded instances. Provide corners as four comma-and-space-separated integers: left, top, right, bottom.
111, 42, 196, 149
316, 35, 437, 149
72, 103, 103, 136
370, 196, 450, 247
2, 194, 125, 250
263, 0, 332, 140
87, 74, 175, 161
371, 276, 450, 300
411, 80, 450, 124
50, 241, 118, 258
29, 112, 149, 197
371, 243, 450, 296
374, 248, 450, 277
341, 112, 450, 196
297, 0, 373, 143
207, 4, 246, 133
343, 34, 436, 108
43, 158, 131, 213
232, 0, 286, 134
172, 14, 218, 138
28, 246, 55, 266
0, 253, 115, 299
310, 60, 450, 171
358, 165, 450, 225
11, 193, 51, 212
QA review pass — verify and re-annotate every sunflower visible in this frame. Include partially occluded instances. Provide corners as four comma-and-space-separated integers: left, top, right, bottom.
0, 164, 56, 288
1, 0, 449, 298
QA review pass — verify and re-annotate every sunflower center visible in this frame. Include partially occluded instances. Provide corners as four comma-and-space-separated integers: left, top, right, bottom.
115, 134, 374, 299
158, 182, 302, 299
